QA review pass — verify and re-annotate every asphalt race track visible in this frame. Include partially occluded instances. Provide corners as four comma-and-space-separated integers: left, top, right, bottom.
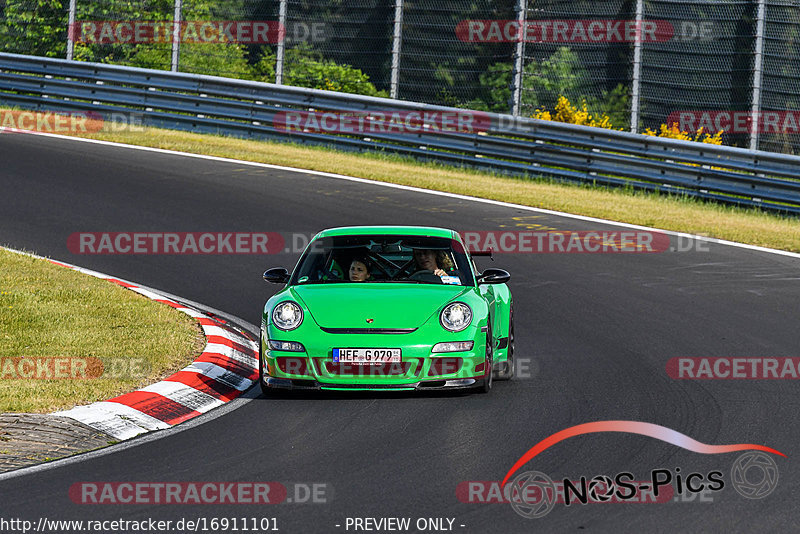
1, 132, 799, 532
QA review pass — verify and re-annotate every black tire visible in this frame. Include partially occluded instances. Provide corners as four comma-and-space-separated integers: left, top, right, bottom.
495, 305, 515, 380
480, 327, 493, 394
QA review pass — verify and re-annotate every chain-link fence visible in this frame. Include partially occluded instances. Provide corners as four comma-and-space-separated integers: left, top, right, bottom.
281, 0, 392, 95
761, 0, 800, 154
1, 0, 799, 154
638, 0, 756, 148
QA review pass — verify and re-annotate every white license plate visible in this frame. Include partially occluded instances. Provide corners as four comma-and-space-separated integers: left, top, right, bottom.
333, 348, 402, 364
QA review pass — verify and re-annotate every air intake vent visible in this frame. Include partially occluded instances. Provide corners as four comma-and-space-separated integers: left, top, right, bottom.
319, 327, 417, 334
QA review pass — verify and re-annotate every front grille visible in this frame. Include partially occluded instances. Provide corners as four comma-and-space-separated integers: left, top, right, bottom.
319, 327, 417, 334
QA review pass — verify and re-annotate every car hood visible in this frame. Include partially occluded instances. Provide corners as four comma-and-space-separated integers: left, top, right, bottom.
290, 284, 470, 329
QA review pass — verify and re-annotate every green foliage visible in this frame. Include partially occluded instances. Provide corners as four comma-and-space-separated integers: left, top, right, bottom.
282, 45, 387, 97
473, 47, 586, 113
250, 51, 277, 82
475, 63, 512, 113
0, 0, 68, 58
126, 41, 382, 96
128, 42, 268, 80
586, 84, 631, 129
525, 47, 586, 109
71, 0, 188, 65
0, 0, 381, 95
470, 47, 629, 126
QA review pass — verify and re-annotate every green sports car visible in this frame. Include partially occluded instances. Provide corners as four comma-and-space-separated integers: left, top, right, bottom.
259, 226, 514, 393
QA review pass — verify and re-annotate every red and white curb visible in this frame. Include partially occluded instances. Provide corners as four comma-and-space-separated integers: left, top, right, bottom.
3, 248, 258, 441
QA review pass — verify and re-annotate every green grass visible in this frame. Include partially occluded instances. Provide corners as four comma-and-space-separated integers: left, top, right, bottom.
0, 249, 204, 413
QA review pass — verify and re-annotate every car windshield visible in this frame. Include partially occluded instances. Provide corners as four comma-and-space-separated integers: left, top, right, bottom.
290, 235, 475, 286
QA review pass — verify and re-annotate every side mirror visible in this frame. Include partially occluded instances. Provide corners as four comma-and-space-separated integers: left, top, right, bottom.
477, 268, 510, 285
263, 267, 290, 284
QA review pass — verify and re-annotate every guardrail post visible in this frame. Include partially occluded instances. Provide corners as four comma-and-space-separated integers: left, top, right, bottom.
750, 0, 766, 151
275, 0, 288, 84
66, 0, 77, 60
630, 0, 644, 133
390, 0, 405, 99
171, 0, 182, 72
510, 0, 526, 116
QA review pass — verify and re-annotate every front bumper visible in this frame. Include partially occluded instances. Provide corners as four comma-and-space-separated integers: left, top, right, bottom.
261, 376, 487, 391
260, 322, 491, 390
260, 308, 497, 391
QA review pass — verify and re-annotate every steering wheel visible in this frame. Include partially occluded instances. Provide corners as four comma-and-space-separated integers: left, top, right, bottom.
408, 270, 443, 283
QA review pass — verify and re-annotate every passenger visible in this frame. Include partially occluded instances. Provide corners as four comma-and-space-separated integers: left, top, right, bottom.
349, 256, 372, 282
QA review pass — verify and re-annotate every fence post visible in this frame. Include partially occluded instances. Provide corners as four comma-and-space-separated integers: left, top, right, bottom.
171, 0, 182, 72
750, 0, 766, 151
390, 0, 405, 99
511, 0, 526, 115
275, 0, 288, 84
630, 0, 644, 133
66, 0, 77, 60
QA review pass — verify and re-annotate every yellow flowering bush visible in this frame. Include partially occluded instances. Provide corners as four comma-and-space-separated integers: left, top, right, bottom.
532, 96, 615, 129
532, 95, 725, 145
643, 123, 724, 145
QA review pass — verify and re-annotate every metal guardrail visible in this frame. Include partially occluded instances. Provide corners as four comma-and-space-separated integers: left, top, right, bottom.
1, 52, 799, 215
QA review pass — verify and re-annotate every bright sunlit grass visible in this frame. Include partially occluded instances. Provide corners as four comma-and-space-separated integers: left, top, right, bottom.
0, 249, 204, 412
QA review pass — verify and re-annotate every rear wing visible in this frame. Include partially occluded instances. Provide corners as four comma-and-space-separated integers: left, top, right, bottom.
468, 249, 494, 260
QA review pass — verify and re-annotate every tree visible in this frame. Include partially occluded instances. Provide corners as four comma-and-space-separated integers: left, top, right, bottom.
473, 47, 587, 114
282, 44, 387, 97
1, 0, 68, 57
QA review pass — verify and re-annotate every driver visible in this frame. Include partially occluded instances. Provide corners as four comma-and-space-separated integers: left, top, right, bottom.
412, 249, 454, 278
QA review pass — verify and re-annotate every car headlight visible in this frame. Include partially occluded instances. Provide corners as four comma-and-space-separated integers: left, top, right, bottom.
272, 301, 303, 331
440, 302, 472, 332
